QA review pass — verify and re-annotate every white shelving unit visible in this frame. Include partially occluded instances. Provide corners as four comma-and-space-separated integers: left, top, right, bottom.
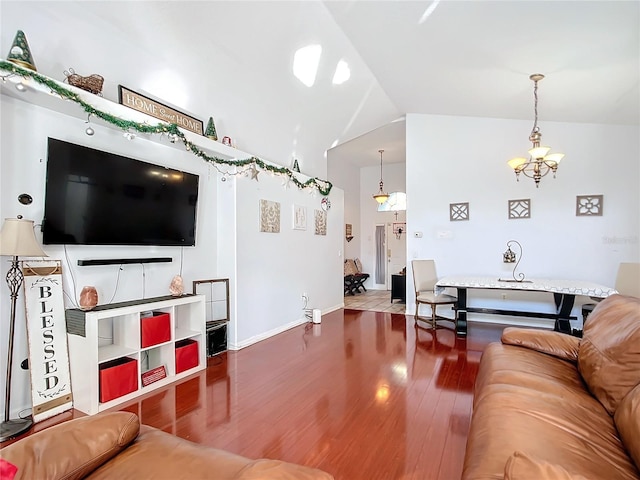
66, 294, 206, 415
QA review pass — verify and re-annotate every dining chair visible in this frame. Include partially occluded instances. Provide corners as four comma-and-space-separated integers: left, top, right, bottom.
582, 262, 640, 323
411, 259, 458, 329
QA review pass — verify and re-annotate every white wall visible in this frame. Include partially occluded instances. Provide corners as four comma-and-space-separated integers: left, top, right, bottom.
406, 113, 640, 327
233, 175, 344, 348
327, 156, 361, 260
359, 162, 406, 289
0, 95, 343, 418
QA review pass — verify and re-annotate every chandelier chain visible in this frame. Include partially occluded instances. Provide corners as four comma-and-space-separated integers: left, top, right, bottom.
531, 78, 539, 135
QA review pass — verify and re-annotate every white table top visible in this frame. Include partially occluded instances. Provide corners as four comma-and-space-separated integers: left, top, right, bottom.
435, 275, 617, 298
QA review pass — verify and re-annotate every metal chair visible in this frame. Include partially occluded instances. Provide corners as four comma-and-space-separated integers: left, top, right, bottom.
412, 259, 457, 329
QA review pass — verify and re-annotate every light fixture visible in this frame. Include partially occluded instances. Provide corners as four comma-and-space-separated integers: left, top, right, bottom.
373, 149, 389, 204
0, 216, 47, 442
507, 74, 565, 187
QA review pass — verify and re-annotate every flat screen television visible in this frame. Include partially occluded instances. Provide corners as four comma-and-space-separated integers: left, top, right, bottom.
43, 138, 199, 246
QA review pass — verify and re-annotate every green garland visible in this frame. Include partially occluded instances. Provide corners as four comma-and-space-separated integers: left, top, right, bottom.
0, 60, 333, 196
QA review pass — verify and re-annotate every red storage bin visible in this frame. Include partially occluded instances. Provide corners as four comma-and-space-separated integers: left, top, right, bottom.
99, 357, 138, 403
175, 339, 199, 374
141, 312, 171, 348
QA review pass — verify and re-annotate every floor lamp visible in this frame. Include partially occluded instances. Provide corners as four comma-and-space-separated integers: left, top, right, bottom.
0, 216, 47, 442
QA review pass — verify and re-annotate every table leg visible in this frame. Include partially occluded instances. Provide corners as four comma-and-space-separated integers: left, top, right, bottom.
553, 293, 575, 335
456, 288, 467, 336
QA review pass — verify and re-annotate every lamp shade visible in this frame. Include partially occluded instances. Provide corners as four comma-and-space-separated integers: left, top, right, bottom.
507, 157, 527, 170
544, 153, 565, 164
528, 146, 551, 160
373, 192, 389, 204
0, 217, 47, 257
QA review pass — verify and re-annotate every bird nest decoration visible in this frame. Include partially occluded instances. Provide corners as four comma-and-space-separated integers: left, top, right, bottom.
63, 68, 104, 96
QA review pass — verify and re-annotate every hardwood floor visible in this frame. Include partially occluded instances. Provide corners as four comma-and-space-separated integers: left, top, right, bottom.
124, 309, 503, 479
1, 310, 505, 479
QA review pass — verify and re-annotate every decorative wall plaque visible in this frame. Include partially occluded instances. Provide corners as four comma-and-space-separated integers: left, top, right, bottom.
260, 199, 280, 233
450, 202, 469, 221
118, 85, 204, 135
508, 199, 531, 219
315, 209, 327, 235
293, 204, 307, 230
576, 195, 603, 216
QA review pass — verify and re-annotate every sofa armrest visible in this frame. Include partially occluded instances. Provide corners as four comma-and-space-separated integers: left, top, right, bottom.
0, 412, 139, 480
501, 327, 580, 363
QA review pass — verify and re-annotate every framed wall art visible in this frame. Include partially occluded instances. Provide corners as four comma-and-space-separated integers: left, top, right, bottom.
293, 204, 307, 230
260, 199, 280, 233
576, 195, 603, 216
450, 202, 469, 221
315, 209, 327, 235
508, 199, 531, 219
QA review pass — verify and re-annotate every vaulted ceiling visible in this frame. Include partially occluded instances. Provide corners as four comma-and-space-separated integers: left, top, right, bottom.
2, 1, 637, 171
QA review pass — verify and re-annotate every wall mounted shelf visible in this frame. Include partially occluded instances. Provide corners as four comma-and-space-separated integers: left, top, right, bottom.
0, 59, 314, 183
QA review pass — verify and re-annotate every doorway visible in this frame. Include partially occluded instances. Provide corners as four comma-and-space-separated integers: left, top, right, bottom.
386, 221, 406, 287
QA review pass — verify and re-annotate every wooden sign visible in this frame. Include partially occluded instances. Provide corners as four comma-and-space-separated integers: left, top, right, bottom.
118, 85, 204, 135
23, 260, 73, 422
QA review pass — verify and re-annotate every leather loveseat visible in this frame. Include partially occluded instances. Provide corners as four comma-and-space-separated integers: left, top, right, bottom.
0, 411, 334, 479
462, 294, 640, 479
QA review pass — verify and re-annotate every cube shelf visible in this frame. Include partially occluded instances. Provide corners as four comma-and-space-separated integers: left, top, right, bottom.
66, 294, 206, 415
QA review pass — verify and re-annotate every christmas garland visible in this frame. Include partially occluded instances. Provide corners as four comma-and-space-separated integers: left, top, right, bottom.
0, 60, 333, 196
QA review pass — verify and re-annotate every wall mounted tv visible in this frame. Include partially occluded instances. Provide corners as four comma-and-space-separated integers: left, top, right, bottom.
43, 138, 199, 246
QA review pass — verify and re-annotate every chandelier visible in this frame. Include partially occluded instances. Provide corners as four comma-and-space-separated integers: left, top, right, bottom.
507, 74, 564, 187
372, 149, 389, 204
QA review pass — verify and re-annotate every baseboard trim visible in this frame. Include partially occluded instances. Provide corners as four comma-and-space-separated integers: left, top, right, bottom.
228, 304, 344, 350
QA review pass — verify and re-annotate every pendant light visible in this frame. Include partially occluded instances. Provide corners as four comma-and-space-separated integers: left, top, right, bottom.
507, 74, 565, 187
373, 149, 389, 204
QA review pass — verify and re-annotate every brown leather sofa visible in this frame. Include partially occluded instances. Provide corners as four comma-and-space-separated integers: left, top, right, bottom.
462, 294, 640, 479
0, 411, 334, 479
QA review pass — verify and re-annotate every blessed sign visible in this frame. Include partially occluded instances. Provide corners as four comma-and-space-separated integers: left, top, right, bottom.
23, 260, 73, 422
118, 86, 204, 135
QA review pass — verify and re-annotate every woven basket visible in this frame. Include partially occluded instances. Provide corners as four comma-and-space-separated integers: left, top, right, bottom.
64, 68, 104, 95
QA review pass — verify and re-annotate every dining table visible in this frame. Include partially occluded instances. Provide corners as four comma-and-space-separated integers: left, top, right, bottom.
434, 276, 618, 336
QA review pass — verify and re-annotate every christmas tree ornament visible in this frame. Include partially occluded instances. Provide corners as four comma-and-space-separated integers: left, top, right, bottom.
205, 117, 218, 141
293, 159, 300, 173
6, 30, 37, 71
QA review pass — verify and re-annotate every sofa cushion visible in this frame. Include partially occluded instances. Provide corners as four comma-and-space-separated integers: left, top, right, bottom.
86, 425, 252, 479
354, 258, 363, 273
501, 327, 580, 363
504, 451, 589, 480
578, 294, 640, 415
615, 382, 640, 472
0, 411, 139, 480
344, 259, 358, 276
463, 343, 639, 480
235, 459, 333, 479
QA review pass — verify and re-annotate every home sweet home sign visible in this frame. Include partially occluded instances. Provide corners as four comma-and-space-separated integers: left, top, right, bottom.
118, 85, 204, 135
23, 260, 73, 422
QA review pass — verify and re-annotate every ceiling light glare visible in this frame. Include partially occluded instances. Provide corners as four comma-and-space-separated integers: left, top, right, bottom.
332, 60, 350, 85
293, 44, 322, 87
419, 0, 441, 24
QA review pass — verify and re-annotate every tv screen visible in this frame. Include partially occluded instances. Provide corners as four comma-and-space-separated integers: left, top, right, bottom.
43, 138, 199, 246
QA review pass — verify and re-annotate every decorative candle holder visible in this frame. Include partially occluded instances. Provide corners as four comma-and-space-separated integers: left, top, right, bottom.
499, 240, 531, 283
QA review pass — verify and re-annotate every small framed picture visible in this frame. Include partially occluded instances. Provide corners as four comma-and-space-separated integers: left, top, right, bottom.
293, 204, 307, 230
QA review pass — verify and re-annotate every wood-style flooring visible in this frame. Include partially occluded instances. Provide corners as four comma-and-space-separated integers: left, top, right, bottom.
2, 309, 506, 479
122, 309, 504, 480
